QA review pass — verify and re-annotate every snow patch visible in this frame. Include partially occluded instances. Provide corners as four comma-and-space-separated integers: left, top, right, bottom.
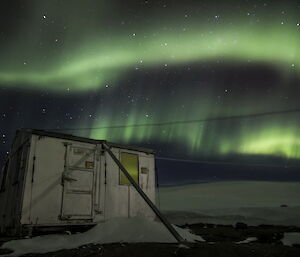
1, 217, 204, 256
236, 237, 257, 244
281, 232, 300, 247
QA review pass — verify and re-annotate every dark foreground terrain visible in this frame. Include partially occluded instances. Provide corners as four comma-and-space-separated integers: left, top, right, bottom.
1, 242, 300, 257
1, 223, 300, 257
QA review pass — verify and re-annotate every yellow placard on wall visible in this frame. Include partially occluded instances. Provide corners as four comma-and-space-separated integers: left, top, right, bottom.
120, 152, 139, 185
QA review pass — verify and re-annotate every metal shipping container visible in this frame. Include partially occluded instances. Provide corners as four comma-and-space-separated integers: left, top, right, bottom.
0, 129, 156, 236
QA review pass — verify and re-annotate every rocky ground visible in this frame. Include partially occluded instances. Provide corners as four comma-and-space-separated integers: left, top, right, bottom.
1, 223, 300, 257
183, 222, 300, 244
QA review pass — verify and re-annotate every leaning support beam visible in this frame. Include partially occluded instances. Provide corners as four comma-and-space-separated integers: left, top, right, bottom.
102, 143, 185, 243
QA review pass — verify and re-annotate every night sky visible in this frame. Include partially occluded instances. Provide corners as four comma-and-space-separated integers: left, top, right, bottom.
0, 0, 300, 185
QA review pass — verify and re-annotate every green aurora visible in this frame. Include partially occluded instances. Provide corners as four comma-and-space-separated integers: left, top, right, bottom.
0, 24, 299, 91
1, 0, 300, 161
88, 108, 300, 160
0, 0, 299, 91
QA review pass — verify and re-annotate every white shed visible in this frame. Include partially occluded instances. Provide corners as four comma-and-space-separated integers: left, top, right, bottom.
0, 129, 157, 236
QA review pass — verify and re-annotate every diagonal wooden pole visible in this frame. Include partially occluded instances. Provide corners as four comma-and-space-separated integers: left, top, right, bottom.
102, 142, 185, 243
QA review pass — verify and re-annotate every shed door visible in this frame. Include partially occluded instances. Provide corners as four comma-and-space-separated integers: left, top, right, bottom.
119, 152, 152, 217
61, 145, 96, 220
129, 155, 152, 217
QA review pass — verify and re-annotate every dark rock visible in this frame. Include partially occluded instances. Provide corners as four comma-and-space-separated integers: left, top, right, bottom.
257, 232, 279, 244
235, 222, 248, 229
0, 248, 14, 255
206, 224, 215, 228
273, 232, 284, 241
258, 224, 274, 229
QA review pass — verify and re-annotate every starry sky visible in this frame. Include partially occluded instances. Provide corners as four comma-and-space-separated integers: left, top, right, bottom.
0, 0, 300, 185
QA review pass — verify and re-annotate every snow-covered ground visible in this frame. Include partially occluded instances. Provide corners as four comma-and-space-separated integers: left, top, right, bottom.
1, 217, 204, 256
159, 181, 300, 226
2, 181, 300, 256
281, 232, 300, 246
236, 237, 257, 244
